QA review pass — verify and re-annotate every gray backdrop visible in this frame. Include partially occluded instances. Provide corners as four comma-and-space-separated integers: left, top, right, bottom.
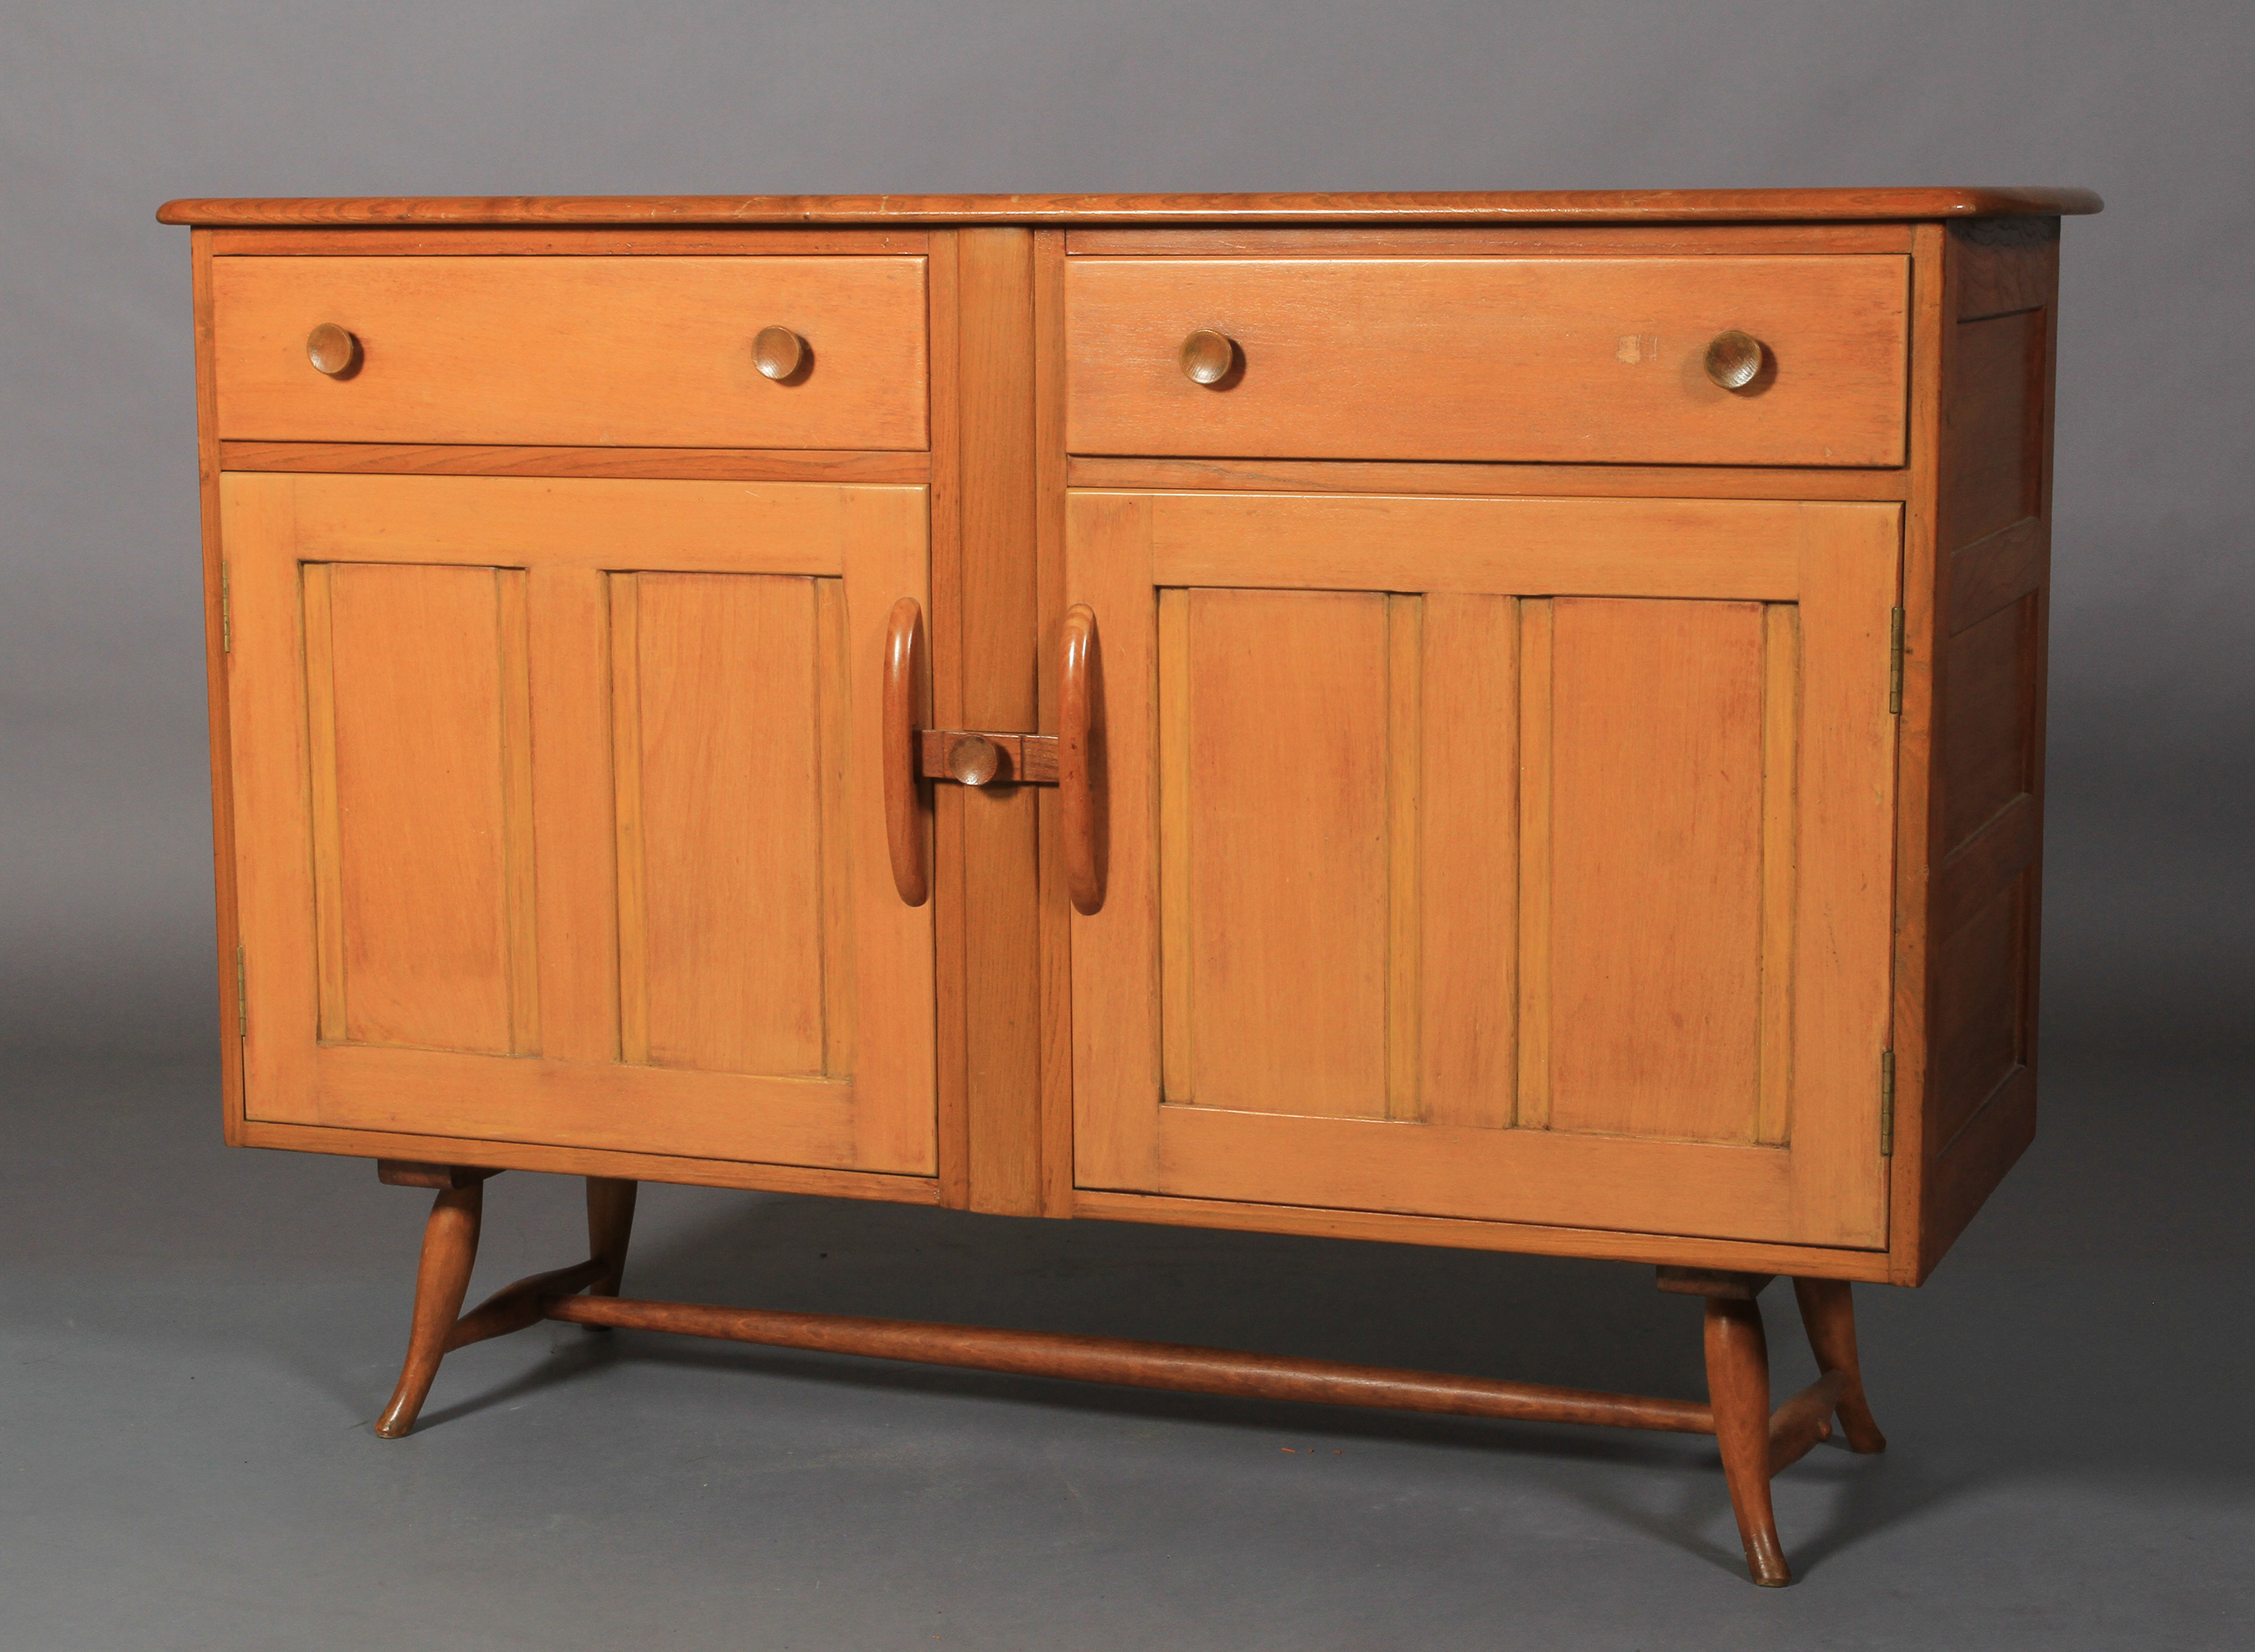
3, 4, 2248, 1649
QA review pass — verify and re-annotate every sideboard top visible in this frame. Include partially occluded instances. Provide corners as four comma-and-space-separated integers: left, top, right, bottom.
157, 187, 2102, 229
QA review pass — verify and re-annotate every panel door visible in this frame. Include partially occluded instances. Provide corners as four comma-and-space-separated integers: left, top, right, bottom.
224, 472, 935, 1174
1069, 491, 1900, 1247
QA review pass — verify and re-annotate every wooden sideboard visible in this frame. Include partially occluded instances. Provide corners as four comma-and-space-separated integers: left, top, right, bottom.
161, 188, 2098, 1584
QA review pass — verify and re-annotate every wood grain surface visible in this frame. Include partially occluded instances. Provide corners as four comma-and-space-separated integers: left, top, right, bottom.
158, 187, 2103, 228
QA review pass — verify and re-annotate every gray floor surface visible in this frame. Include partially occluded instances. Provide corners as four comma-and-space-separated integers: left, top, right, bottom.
3, 1048, 2249, 1651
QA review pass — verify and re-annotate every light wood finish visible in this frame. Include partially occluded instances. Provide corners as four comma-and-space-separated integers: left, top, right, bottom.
949, 229, 1048, 1219
1069, 455, 1912, 502
375, 1161, 502, 1191
1793, 1277, 1887, 1453
175, 197, 2095, 1585
752, 325, 809, 381
1069, 490, 1896, 1245
305, 322, 358, 376
1768, 1370, 1851, 1474
159, 188, 2103, 227
374, 1181, 483, 1437
1069, 224, 1920, 258
212, 256, 929, 450
1066, 257, 1910, 466
919, 728, 1060, 785
248, 1118, 945, 1204
219, 441, 929, 483
192, 230, 248, 1142
1059, 604, 1103, 914
883, 598, 930, 906
546, 1293, 1717, 1432
1705, 1294, 1790, 1586
585, 1177, 637, 1300
224, 471, 935, 1173
1897, 218, 2062, 1284
208, 226, 930, 256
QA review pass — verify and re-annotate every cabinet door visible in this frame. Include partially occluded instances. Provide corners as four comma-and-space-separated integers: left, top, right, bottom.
224, 473, 934, 1175
1069, 491, 1899, 1247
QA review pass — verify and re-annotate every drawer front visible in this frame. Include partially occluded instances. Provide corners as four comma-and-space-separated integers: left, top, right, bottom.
1065, 257, 1908, 466
212, 256, 929, 450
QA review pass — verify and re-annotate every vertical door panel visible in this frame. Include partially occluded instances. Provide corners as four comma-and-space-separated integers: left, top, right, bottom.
1542, 596, 1768, 1143
1168, 588, 1391, 1118
305, 562, 535, 1055
612, 572, 831, 1078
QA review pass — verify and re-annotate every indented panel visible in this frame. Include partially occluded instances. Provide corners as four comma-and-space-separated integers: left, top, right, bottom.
1067, 256, 1909, 466
611, 571, 832, 1078
1169, 588, 1391, 1117
1544, 598, 1768, 1143
1943, 310, 2042, 547
1941, 594, 2036, 848
1931, 874, 2029, 1151
310, 561, 532, 1054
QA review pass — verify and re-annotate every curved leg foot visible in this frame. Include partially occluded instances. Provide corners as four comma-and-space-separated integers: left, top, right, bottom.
581, 1178, 638, 1330
1707, 1294, 1792, 1587
1793, 1277, 1887, 1454
374, 1182, 484, 1438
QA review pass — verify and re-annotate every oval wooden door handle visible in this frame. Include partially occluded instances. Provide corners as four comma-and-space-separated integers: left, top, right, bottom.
1060, 603, 1104, 915
883, 596, 929, 907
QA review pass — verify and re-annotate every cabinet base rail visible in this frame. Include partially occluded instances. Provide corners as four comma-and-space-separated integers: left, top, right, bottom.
370, 1162, 1886, 1587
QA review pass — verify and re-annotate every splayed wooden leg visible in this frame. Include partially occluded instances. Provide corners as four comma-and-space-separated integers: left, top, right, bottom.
1706, 1294, 1791, 1587
584, 1177, 638, 1320
374, 1182, 484, 1438
1794, 1276, 1887, 1454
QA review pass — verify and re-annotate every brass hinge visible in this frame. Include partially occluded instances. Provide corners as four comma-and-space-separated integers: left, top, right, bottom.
1879, 1048, 1895, 1156
220, 562, 232, 655
1887, 606, 1904, 714
234, 945, 247, 1038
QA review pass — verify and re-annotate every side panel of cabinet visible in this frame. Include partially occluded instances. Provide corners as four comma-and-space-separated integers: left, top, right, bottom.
1905, 220, 2060, 1277
224, 472, 935, 1175
1068, 490, 1899, 1248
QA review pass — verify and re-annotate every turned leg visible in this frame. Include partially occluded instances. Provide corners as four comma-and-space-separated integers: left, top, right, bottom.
1793, 1277, 1887, 1454
584, 1177, 638, 1307
375, 1182, 484, 1438
1706, 1294, 1791, 1587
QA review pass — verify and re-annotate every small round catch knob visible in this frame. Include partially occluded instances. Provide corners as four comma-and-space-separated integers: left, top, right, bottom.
1703, 330, 1765, 389
754, 326, 808, 381
306, 323, 359, 377
1177, 328, 1238, 386
945, 734, 1002, 787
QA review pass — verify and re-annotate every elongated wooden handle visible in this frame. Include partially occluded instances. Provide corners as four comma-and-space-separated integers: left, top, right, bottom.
883, 597, 929, 906
1060, 603, 1104, 915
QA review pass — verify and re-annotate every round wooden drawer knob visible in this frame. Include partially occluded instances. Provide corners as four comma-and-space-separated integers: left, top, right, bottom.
754, 326, 809, 381
945, 734, 1002, 787
306, 323, 360, 377
1703, 330, 1765, 389
1177, 328, 1238, 386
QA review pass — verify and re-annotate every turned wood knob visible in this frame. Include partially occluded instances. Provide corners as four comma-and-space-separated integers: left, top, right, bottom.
754, 326, 808, 381
1177, 328, 1238, 386
1703, 329, 1765, 389
945, 734, 1002, 787
306, 323, 359, 376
